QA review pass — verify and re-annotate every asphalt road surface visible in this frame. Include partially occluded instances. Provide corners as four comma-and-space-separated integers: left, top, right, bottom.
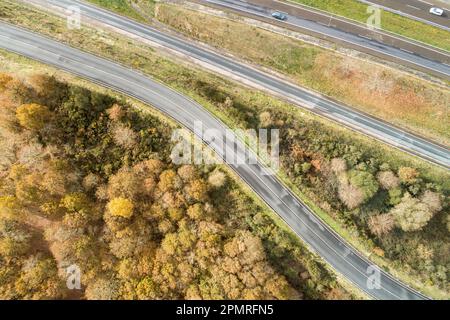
0, 22, 431, 300
25, 0, 450, 168
202, 0, 450, 77
218, 0, 450, 67
359, 0, 450, 30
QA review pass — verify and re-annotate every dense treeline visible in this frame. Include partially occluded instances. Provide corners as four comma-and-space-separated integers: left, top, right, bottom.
0, 72, 347, 299
182, 75, 449, 293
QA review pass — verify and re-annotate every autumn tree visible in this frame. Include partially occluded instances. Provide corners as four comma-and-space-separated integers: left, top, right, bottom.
82, 173, 100, 191
14, 255, 64, 299
398, 167, 419, 184
259, 111, 273, 128
16, 103, 52, 131
347, 170, 379, 202
106, 104, 124, 122
158, 169, 181, 193
0, 73, 13, 90
0, 217, 31, 257
0, 195, 20, 218
84, 277, 120, 300
330, 158, 347, 174
177, 165, 198, 183
208, 169, 226, 188
187, 203, 205, 220
3, 78, 32, 104
28, 74, 67, 108
107, 168, 141, 200
136, 276, 160, 299
112, 124, 138, 149
420, 190, 443, 214
107, 197, 134, 219
338, 182, 364, 209
390, 193, 433, 232
368, 213, 395, 237
377, 171, 400, 190
185, 179, 208, 203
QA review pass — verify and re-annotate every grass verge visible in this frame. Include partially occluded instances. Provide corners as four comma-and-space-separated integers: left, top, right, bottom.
86, 0, 152, 22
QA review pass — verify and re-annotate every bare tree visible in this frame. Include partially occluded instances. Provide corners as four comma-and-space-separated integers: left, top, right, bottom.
368, 213, 395, 237
377, 171, 400, 190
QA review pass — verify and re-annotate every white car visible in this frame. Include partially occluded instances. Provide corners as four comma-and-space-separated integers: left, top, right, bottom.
429, 7, 444, 16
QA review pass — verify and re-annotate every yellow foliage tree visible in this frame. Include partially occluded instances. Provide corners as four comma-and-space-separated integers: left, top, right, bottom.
16, 103, 52, 131
107, 197, 134, 219
398, 167, 419, 184
0, 73, 13, 90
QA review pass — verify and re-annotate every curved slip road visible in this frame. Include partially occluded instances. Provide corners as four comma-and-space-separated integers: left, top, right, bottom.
23, 0, 450, 168
0, 22, 429, 300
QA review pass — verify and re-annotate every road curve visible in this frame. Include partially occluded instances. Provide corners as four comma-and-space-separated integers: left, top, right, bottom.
24, 0, 450, 168
0, 22, 429, 300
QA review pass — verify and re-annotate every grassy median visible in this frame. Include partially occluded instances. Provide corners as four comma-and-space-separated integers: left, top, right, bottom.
87, 0, 155, 21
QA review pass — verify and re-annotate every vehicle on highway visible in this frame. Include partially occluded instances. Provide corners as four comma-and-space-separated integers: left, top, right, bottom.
271, 12, 287, 20
429, 7, 444, 16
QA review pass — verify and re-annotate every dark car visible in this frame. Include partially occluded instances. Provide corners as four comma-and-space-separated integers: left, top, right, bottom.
271, 12, 287, 20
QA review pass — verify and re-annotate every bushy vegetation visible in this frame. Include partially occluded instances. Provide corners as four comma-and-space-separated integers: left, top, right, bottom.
0, 72, 348, 299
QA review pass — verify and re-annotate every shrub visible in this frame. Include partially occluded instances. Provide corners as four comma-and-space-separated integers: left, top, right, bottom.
388, 187, 403, 206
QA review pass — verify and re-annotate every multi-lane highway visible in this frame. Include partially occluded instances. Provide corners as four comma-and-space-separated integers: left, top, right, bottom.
358, 0, 450, 30
23, 0, 450, 168
0, 21, 429, 300
212, 0, 450, 68
201, 0, 450, 77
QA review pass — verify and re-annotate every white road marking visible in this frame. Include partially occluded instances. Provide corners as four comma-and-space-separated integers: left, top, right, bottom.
406, 5, 421, 10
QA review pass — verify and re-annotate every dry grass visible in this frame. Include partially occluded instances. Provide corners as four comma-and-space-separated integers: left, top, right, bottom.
155, 4, 450, 146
